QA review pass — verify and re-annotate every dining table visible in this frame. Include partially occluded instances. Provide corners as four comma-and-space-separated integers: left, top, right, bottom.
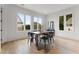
29, 30, 55, 49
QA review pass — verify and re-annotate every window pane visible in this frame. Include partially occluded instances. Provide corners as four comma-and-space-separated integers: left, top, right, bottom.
38, 18, 42, 30
59, 16, 64, 30
38, 18, 42, 24
34, 17, 38, 22
17, 13, 24, 24
25, 15, 31, 25
25, 15, 31, 30
38, 23, 42, 30
66, 14, 72, 31
33, 17, 43, 30
34, 22, 37, 30
49, 21, 54, 29
17, 13, 24, 31
34, 17, 38, 30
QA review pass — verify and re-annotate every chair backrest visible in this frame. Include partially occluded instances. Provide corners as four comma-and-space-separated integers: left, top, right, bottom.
28, 32, 34, 37
47, 28, 55, 36
40, 33, 50, 40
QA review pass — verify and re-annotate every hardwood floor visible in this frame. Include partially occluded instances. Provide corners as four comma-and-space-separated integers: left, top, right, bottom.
1, 36, 79, 54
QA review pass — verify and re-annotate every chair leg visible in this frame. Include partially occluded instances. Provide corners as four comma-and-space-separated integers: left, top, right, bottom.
44, 40, 46, 49
28, 37, 32, 46
53, 38, 54, 43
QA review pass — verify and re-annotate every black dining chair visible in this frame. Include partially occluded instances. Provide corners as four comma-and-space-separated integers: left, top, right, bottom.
48, 32, 54, 43
28, 32, 34, 46
40, 33, 50, 52
47, 29, 55, 44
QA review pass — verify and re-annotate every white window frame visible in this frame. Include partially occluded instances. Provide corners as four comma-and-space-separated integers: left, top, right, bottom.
33, 17, 43, 30
25, 15, 31, 31
16, 13, 31, 32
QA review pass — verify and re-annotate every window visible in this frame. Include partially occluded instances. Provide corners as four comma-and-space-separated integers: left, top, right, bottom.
34, 17, 43, 30
34, 17, 38, 30
17, 13, 24, 31
38, 18, 42, 30
17, 13, 31, 31
66, 14, 72, 31
59, 16, 64, 30
49, 21, 54, 29
25, 15, 31, 30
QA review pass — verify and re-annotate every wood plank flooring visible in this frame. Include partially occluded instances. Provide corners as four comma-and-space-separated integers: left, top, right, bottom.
1, 36, 79, 54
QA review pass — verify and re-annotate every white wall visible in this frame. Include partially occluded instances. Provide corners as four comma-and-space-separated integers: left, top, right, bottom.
2, 4, 46, 43
47, 5, 79, 40
3, 4, 79, 43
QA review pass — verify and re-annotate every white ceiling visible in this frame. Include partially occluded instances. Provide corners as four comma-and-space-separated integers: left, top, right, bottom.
18, 4, 76, 15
